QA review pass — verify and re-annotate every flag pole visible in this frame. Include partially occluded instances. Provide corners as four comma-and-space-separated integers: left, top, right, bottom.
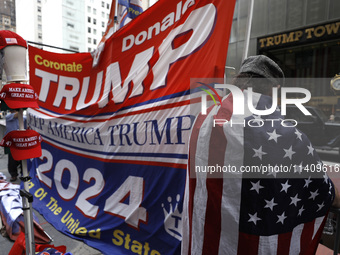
242, 0, 254, 61
17, 108, 35, 255
114, 0, 119, 32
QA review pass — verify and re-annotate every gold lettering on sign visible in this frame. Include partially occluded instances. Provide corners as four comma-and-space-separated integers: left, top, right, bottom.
259, 21, 340, 49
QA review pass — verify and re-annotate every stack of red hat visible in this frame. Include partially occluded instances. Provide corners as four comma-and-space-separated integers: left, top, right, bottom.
0, 83, 42, 160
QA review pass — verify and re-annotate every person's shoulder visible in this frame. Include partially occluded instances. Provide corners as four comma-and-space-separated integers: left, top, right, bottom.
5, 113, 13, 119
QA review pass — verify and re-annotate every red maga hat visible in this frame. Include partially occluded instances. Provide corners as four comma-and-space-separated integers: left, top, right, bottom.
0, 30, 27, 50
0, 130, 42, 161
0, 83, 39, 109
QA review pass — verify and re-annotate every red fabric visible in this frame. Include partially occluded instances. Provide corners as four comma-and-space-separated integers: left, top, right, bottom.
8, 231, 25, 255
9, 231, 67, 255
29, 0, 236, 116
35, 244, 67, 253
18, 219, 51, 244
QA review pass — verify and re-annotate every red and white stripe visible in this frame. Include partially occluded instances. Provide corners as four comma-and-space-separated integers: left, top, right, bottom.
182, 91, 327, 255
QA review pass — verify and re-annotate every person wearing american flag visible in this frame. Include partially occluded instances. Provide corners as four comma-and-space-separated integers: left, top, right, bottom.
183, 55, 340, 255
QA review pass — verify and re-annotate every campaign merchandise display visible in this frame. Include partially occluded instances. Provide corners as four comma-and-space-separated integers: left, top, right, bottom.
0, 130, 42, 161
0, 83, 39, 110
0, 30, 43, 255
26, 0, 236, 254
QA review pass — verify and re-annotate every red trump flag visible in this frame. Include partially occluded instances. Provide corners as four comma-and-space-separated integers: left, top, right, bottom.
28, 0, 236, 254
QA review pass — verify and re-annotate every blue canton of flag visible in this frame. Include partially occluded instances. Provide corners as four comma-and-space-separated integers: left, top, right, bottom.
239, 93, 334, 253
118, 0, 143, 28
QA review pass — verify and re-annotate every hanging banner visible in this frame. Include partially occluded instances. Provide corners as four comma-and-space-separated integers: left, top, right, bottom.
27, 0, 236, 254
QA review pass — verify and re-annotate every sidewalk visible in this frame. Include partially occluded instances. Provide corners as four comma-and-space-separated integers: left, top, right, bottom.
0, 147, 103, 255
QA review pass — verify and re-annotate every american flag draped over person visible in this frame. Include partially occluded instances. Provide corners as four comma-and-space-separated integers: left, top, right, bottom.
183, 88, 335, 255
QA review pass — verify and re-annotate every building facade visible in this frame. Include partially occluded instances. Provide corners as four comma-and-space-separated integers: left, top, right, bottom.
85, 0, 112, 52
227, 0, 340, 117
0, 0, 15, 31
16, 0, 112, 53
13, 0, 154, 53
